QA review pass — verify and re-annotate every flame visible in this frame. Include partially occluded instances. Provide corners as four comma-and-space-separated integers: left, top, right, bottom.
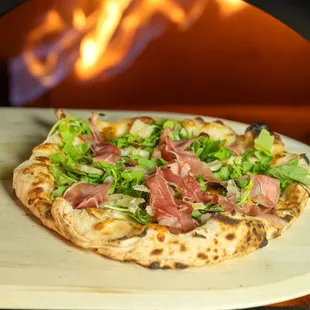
12, 0, 247, 106
75, 0, 207, 80
218, 0, 246, 18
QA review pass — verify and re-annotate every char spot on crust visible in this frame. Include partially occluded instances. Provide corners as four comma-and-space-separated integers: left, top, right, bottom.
45, 209, 52, 219
246, 222, 251, 228
214, 239, 218, 245
33, 143, 54, 151
193, 232, 206, 238
157, 233, 165, 242
231, 210, 237, 216
197, 253, 208, 260
180, 244, 187, 252
213, 255, 219, 260
213, 213, 241, 226
272, 231, 281, 239
137, 228, 147, 238
135, 116, 154, 124
257, 223, 264, 229
28, 187, 45, 205
95, 222, 105, 230
23, 163, 49, 175
34, 156, 50, 163
260, 236, 268, 248
162, 265, 171, 270
246, 235, 251, 243
175, 263, 187, 269
226, 233, 235, 240
207, 248, 211, 252
284, 214, 293, 222
149, 262, 160, 269
253, 228, 258, 236
151, 249, 163, 256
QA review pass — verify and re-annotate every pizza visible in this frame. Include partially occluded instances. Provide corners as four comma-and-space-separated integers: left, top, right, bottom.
13, 110, 310, 269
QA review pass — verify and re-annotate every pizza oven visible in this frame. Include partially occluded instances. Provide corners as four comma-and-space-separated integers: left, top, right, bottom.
0, 0, 309, 143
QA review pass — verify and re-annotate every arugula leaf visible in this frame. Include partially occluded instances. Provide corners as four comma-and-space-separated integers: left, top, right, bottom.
269, 161, 310, 187
196, 175, 207, 192
190, 136, 232, 163
50, 166, 77, 186
214, 166, 230, 180
254, 129, 274, 155
128, 208, 153, 225
237, 180, 253, 205
51, 186, 68, 200
191, 203, 224, 218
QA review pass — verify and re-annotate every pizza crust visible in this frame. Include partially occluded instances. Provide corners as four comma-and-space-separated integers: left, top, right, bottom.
12, 116, 310, 269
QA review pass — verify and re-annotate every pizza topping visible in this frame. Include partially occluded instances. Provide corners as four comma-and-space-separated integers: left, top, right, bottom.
145, 169, 195, 233
250, 175, 280, 209
101, 194, 152, 225
161, 163, 210, 203
92, 142, 121, 164
47, 114, 310, 233
227, 141, 245, 155
64, 181, 111, 209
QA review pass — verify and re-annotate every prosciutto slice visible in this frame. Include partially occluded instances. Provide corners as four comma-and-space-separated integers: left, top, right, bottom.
88, 113, 121, 164
250, 175, 280, 209
92, 143, 121, 164
64, 182, 111, 209
213, 195, 286, 229
227, 141, 245, 155
153, 130, 218, 182
145, 169, 195, 233
162, 163, 210, 203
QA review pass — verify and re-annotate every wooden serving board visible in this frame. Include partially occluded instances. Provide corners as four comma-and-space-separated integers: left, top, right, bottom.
1, 108, 310, 310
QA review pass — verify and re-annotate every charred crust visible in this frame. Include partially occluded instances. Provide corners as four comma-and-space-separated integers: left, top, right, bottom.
231, 210, 236, 216
272, 231, 281, 239
214, 120, 224, 125
157, 233, 165, 242
34, 156, 50, 163
207, 248, 211, 252
284, 214, 293, 222
137, 228, 148, 238
149, 262, 160, 269
259, 236, 268, 248
23, 163, 49, 174
151, 249, 163, 256
95, 223, 105, 231
213, 213, 241, 226
180, 244, 187, 252
162, 265, 171, 270
253, 228, 258, 236
193, 232, 206, 238
301, 153, 310, 165
194, 116, 205, 122
175, 263, 187, 269
226, 233, 235, 240
213, 255, 219, 260
257, 223, 264, 229
45, 209, 52, 219
27, 187, 45, 205
197, 253, 208, 260
214, 239, 218, 245
245, 123, 270, 136
135, 116, 154, 124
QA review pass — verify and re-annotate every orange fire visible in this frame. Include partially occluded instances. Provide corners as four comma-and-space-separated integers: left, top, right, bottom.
22, 0, 245, 84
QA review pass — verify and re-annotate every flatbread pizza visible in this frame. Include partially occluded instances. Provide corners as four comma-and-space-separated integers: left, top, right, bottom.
13, 110, 310, 269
